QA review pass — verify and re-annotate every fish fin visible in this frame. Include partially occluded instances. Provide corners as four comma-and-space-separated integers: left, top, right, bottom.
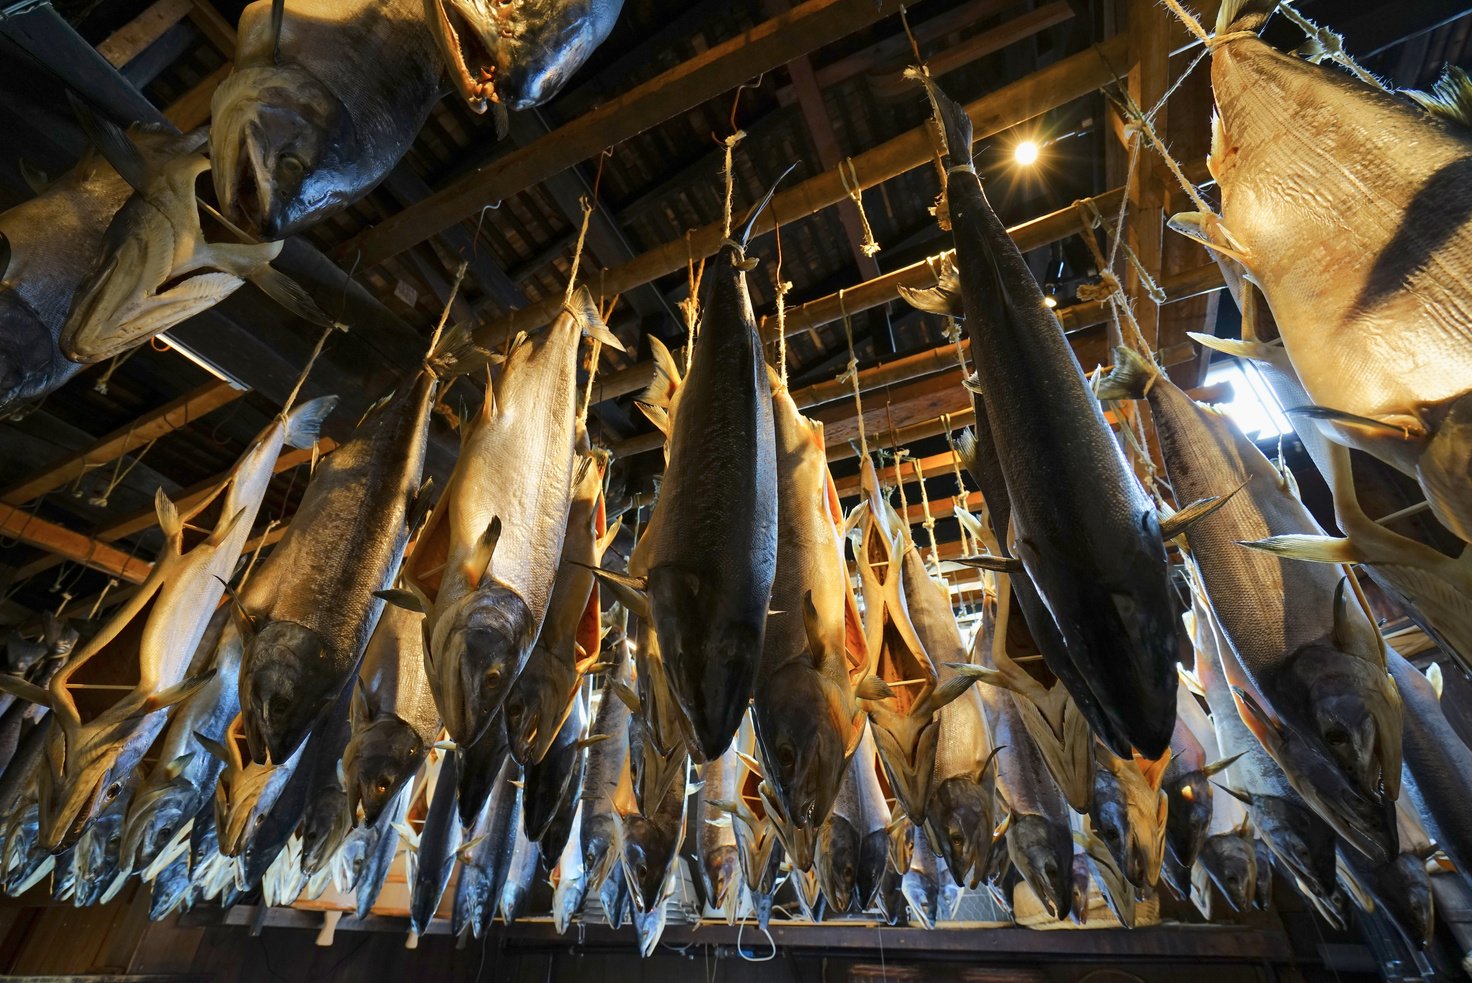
976, 744, 1004, 785
609, 680, 641, 714
164, 751, 196, 779
1094, 345, 1157, 401
956, 553, 1023, 573
429, 323, 492, 379
1215, 0, 1275, 33
908, 69, 972, 167
246, 264, 338, 329
580, 565, 649, 620
465, 517, 503, 587
926, 673, 979, 713
1236, 534, 1359, 564
69, 93, 148, 191
1133, 750, 1172, 792
282, 394, 337, 449
0, 674, 53, 710
1210, 780, 1252, 807
373, 588, 426, 614
269, 0, 285, 61
1284, 405, 1427, 444
134, 670, 218, 718
991, 811, 1011, 841
736, 163, 797, 248
1158, 478, 1249, 540
1167, 212, 1251, 264
595, 516, 622, 556
1203, 751, 1245, 777
407, 478, 437, 537
1404, 65, 1472, 129
156, 488, 183, 543
17, 159, 48, 195
1426, 663, 1444, 700
1185, 331, 1276, 362
945, 662, 1009, 689
735, 751, 763, 776
1230, 686, 1282, 749
564, 285, 626, 352
953, 427, 978, 474
897, 269, 964, 317
637, 336, 681, 437
798, 592, 827, 669
214, 575, 259, 637
575, 735, 612, 751
855, 675, 896, 702
194, 731, 235, 768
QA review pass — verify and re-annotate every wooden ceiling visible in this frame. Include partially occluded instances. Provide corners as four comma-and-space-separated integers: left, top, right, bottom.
0, 0, 1465, 627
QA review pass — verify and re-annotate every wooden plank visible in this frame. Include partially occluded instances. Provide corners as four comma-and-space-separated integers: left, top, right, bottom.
480, 35, 1132, 353
163, 62, 231, 130
0, 506, 153, 584
0, 381, 243, 508
96, 0, 193, 69
339, 0, 933, 270
185, 0, 237, 54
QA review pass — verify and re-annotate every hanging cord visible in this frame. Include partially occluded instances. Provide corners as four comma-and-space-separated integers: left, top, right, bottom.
1157, 0, 1256, 49
680, 230, 706, 375
426, 262, 469, 361
719, 130, 747, 240
940, 411, 974, 555
93, 346, 140, 395
564, 196, 596, 307
885, 400, 909, 523
89, 436, 158, 509
837, 289, 869, 465
772, 220, 792, 389
838, 159, 881, 258
579, 293, 620, 430
281, 321, 338, 415
913, 455, 942, 575
86, 578, 118, 620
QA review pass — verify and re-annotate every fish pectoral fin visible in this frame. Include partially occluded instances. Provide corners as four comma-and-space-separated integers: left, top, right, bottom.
1166, 211, 1252, 264
1158, 479, 1249, 540
1210, 780, 1253, 807
579, 565, 649, 620
164, 751, 196, 780
466, 517, 504, 588
956, 553, 1023, 574
0, 674, 53, 710
925, 673, 979, 714
1285, 405, 1427, 446
1185, 331, 1277, 363
575, 735, 612, 751
734, 751, 764, 776
1203, 751, 1246, 778
855, 675, 896, 702
1426, 662, 1444, 700
595, 516, 623, 556
194, 731, 235, 768
798, 592, 828, 670
374, 588, 427, 615
244, 263, 340, 330
406, 478, 437, 537
135, 669, 219, 719
70, 92, 149, 191
608, 680, 642, 714
1236, 534, 1359, 565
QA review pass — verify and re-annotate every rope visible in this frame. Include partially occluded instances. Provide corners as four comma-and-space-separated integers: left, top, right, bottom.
681, 230, 705, 375
426, 262, 469, 359
90, 436, 157, 508
838, 159, 881, 258
282, 322, 337, 415
579, 294, 619, 430
837, 289, 869, 464
93, 346, 140, 395
1157, 0, 1256, 50
913, 455, 941, 575
720, 131, 747, 240
564, 196, 595, 307
87, 578, 118, 620
772, 220, 792, 389
940, 411, 974, 554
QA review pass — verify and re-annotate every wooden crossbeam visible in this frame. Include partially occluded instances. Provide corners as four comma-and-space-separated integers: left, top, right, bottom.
477, 34, 1133, 353
164, 62, 231, 129
96, 0, 193, 68
340, 0, 931, 271
0, 505, 153, 584
0, 381, 243, 508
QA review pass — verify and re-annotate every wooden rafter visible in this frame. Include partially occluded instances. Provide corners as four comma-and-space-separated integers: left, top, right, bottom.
0, 505, 152, 585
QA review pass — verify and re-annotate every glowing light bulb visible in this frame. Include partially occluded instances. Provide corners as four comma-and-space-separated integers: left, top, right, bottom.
1014, 140, 1040, 166
1043, 295, 1058, 309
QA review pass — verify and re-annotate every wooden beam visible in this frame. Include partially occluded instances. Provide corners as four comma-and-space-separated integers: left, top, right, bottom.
186, 0, 237, 54
480, 35, 1132, 351
0, 381, 243, 508
0, 505, 153, 584
164, 62, 231, 130
96, 0, 193, 69
339, 0, 932, 270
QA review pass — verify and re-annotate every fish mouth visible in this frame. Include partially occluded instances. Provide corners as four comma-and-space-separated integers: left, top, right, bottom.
426, 0, 499, 112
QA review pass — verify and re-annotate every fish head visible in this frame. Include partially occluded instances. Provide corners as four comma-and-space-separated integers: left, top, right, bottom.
241, 621, 328, 765
582, 813, 618, 885
1421, 392, 1472, 542
598, 863, 630, 928
753, 670, 845, 830
1254, 796, 1337, 901
209, 66, 352, 239
1069, 853, 1091, 924
553, 870, 588, 934
502, 657, 573, 766
343, 717, 424, 826
1377, 853, 1434, 947
428, 0, 622, 112
901, 866, 938, 929
71, 815, 122, 906
1007, 813, 1071, 920
815, 816, 859, 914
121, 780, 196, 874
1089, 769, 1131, 877
435, 585, 535, 745
1164, 769, 1212, 869
1198, 832, 1257, 913
857, 827, 890, 908
40, 737, 131, 854
300, 786, 350, 876
619, 812, 674, 913
701, 842, 741, 912
927, 777, 989, 888
335, 825, 374, 890
218, 765, 278, 857
648, 567, 761, 762
0, 284, 59, 414
873, 865, 905, 926
1253, 838, 1274, 910
1296, 649, 1384, 797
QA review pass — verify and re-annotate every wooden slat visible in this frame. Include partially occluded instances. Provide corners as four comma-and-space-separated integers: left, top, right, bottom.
95, 0, 193, 68
0, 505, 153, 584
340, 0, 932, 270
164, 62, 231, 130
186, 0, 237, 53
480, 34, 1132, 352
0, 381, 243, 507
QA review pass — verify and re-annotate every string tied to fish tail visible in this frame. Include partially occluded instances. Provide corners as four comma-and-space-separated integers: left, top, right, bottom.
772, 219, 792, 389
564, 196, 596, 309
93, 346, 141, 395
281, 322, 338, 416
87, 579, 118, 621
1155, 0, 1253, 50
913, 454, 942, 576
579, 291, 619, 431
681, 229, 705, 375
940, 410, 975, 554
425, 261, 469, 367
839, 159, 882, 258
838, 288, 870, 465
719, 130, 747, 241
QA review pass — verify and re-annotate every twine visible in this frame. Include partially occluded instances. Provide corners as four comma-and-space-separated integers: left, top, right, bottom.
913, 455, 941, 575
681, 230, 705, 376
1277, 1, 1388, 91
838, 289, 870, 465
720, 131, 747, 240
564, 196, 595, 307
839, 159, 881, 258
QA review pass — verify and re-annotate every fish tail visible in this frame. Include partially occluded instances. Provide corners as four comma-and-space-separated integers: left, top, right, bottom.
1404, 65, 1472, 129
1094, 345, 1157, 401
636, 336, 682, 437
909, 70, 973, 170
427, 323, 491, 379
897, 260, 964, 316
736, 164, 797, 248
247, 264, 340, 330
282, 394, 338, 449
1215, 0, 1275, 34
565, 285, 626, 352
952, 427, 978, 473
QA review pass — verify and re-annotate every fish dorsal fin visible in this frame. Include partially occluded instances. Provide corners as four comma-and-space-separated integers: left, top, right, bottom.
164, 752, 196, 780
1426, 663, 1444, 700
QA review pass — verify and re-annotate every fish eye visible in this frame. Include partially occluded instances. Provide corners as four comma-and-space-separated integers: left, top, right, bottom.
1102, 827, 1119, 842
376, 780, 390, 796
255, 814, 265, 827
1324, 727, 1349, 746
777, 745, 795, 771
104, 782, 122, 801
406, 746, 418, 758
485, 668, 502, 689
279, 153, 304, 176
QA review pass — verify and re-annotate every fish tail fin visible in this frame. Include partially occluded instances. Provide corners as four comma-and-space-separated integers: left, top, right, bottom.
1405, 65, 1472, 129
637, 336, 682, 437
565, 285, 626, 352
1186, 331, 1276, 362
246, 264, 340, 330
1215, 0, 1275, 34
909, 70, 973, 169
737, 164, 797, 248
156, 488, 183, 542
282, 394, 338, 449
1094, 345, 1157, 401
427, 323, 491, 379
897, 265, 964, 316
952, 427, 978, 473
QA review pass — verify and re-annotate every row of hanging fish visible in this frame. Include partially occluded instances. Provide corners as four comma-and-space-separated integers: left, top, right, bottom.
2, 0, 1472, 955
0, 0, 625, 413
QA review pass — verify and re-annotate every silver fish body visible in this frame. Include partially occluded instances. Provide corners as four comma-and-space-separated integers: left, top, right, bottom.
581, 659, 630, 892
71, 775, 135, 907
619, 753, 687, 914
925, 654, 995, 891
455, 719, 509, 829
901, 829, 941, 929
211, 0, 443, 238
694, 744, 742, 916
355, 782, 410, 920
1388, 653, 1472, 872
522, 683, 587, 843
551, 806, 588, 934
409, 753, 462, 936
499, 808, 539, 923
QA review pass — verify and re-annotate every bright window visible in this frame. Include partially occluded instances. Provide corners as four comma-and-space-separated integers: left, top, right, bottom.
1203, 358, 1292, 442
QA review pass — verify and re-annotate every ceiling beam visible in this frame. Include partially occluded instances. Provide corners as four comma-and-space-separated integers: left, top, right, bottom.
0, 380, 244, 508
339, 0, 932, 271
96, 0, 193, 69
0, 505, 153, 584
479, 34, 1133, 352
